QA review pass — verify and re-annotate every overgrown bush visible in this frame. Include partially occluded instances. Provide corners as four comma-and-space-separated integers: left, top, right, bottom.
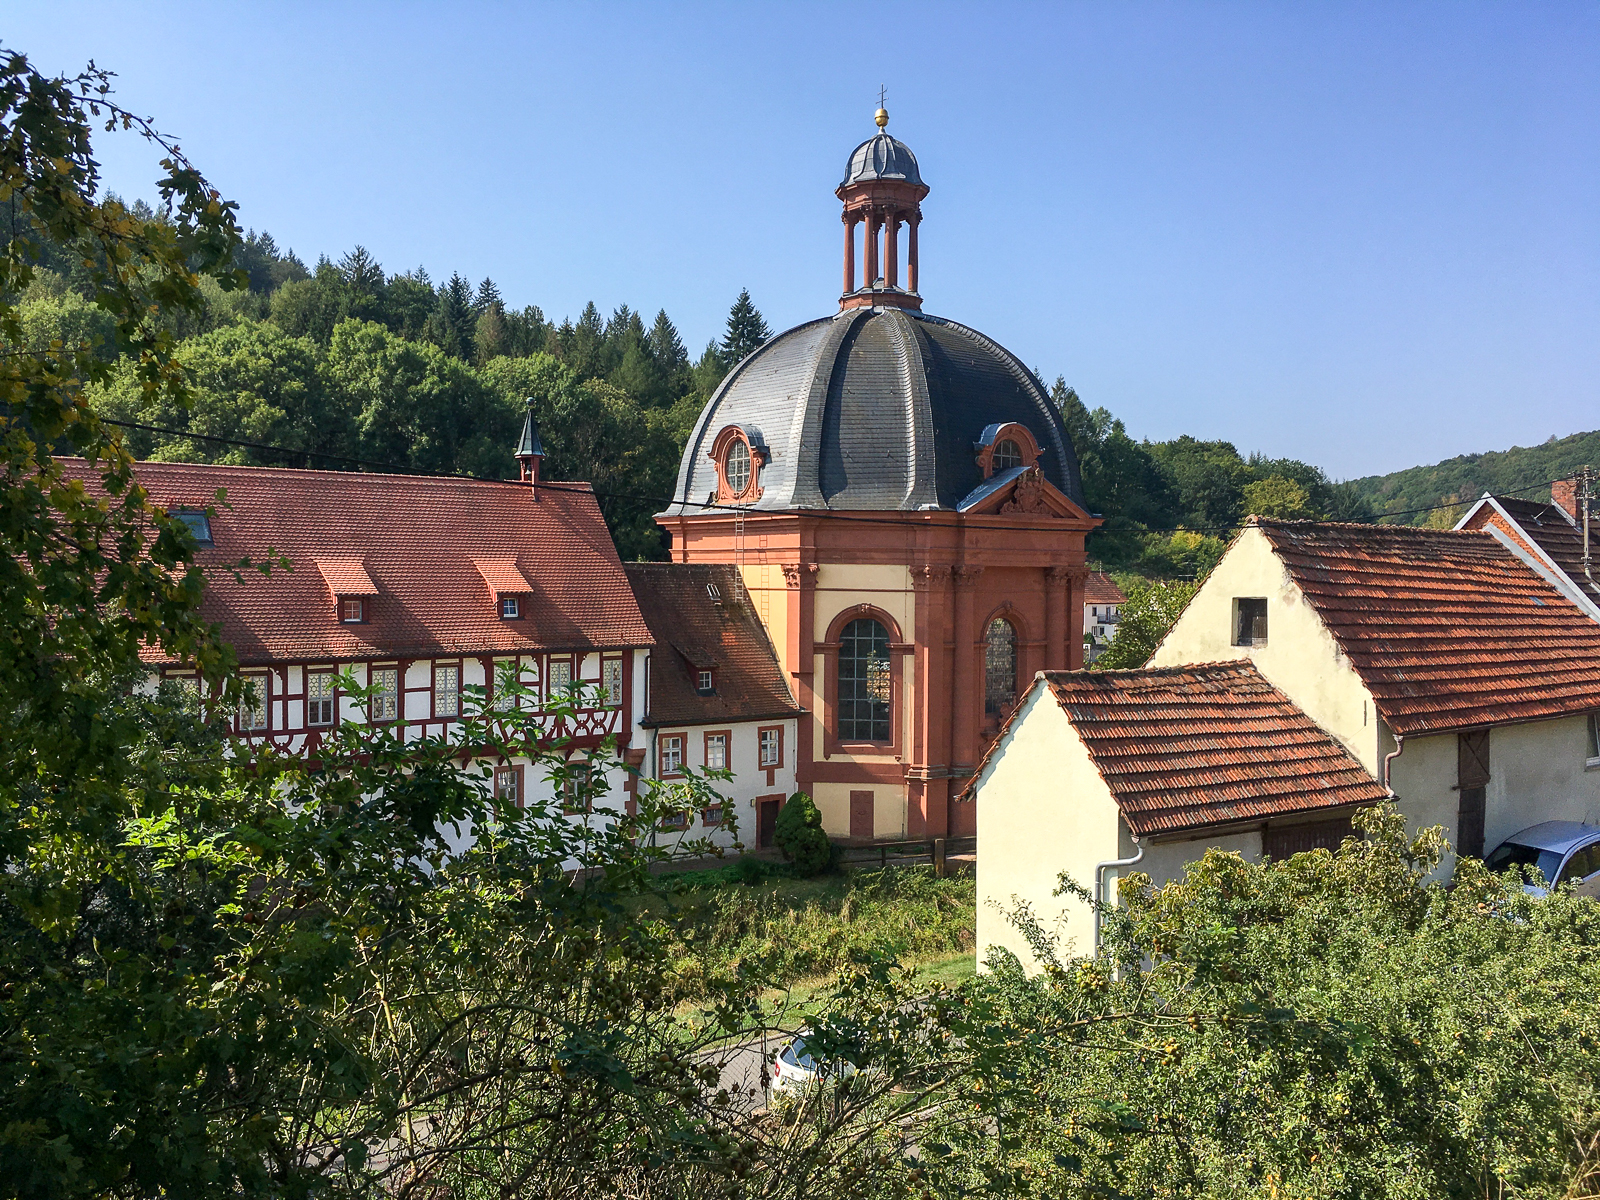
774, 791, 833, 875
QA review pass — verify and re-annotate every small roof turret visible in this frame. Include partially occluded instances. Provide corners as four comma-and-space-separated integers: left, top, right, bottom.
515, 401, 545, 484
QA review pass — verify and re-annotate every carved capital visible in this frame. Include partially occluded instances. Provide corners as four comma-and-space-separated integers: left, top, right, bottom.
910, 564, 953, 590
1044, 565, 1074, 586
781, 562, 820, 589
952, 565, 985, 587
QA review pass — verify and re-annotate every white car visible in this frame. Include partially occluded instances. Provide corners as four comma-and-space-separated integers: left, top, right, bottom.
769, 1030, 858, 1100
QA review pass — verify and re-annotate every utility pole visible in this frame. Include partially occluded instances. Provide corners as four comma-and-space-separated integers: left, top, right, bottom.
1582, 464, 1594, 584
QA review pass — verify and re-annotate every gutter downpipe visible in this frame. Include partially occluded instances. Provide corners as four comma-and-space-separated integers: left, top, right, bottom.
1092, 837, 1143, 957
1382, 734, 1405, 798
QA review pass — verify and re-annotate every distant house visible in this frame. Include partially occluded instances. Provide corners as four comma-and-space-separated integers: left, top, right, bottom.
94, 449, 657, 852
969, 661, 1387, 968
1455, 475, 1600, 622
1148, 519, 1600, 873
624, 563, 803, 849
1082, 571, 1126, 661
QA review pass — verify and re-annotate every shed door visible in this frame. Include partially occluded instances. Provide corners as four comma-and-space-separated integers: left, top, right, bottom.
1264, 816, 1352, 860
1457, 731, 1490, 859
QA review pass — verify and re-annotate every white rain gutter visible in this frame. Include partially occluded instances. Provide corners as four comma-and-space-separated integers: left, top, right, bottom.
1091, 837, 1143, 956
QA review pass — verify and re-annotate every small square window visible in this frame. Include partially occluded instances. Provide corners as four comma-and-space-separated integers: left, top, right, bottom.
341, 598, 365, 624
706, 733, 728, 771
501, 596, 521, 619
173, 509, 213, 546
307, 672, 336, 726
1233, 598, 1268, 647
660, 734, 684, 776
702, 804, 724, 828
697, 669, 714, 693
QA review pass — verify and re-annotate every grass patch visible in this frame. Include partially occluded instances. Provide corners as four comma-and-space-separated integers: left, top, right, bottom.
637, 865, 976, 1000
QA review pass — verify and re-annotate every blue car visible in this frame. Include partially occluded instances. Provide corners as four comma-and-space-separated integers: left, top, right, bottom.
1484, 821, 1600, 898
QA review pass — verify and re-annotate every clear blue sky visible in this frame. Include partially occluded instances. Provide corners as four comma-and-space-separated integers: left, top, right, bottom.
10, 2, 1598, 479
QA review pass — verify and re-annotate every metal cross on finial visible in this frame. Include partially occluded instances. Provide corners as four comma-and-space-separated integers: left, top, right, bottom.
878, 84, 887, 108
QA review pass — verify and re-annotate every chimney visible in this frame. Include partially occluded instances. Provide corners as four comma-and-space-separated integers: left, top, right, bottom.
1552, 477, 1579, 519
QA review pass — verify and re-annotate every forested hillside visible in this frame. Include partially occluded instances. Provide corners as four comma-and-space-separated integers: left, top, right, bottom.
1349, 427, 1600, 526
16, 203, 775, 560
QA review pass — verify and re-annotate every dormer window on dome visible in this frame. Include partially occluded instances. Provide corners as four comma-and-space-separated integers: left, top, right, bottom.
974, 422, 1043, 479
708, 426, 767, 504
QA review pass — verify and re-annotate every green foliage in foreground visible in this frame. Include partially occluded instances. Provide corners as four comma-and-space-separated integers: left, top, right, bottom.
925, 807, 1600, 1198
773, 790, 833, 876
1093, 576, 1199, 669
647, 867, 976, 1000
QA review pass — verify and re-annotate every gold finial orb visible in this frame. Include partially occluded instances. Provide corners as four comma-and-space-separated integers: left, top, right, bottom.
875, 106, 889, 130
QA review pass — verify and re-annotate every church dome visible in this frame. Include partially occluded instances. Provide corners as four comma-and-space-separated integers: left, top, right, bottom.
663, 307, 1086, 515
841, 133, 924, 187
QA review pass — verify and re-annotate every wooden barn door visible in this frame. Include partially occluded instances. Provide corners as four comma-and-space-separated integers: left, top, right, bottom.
1457, 730, 1490, 859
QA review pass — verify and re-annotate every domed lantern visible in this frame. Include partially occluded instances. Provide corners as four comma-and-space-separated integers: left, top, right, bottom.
838, 105, 929, 309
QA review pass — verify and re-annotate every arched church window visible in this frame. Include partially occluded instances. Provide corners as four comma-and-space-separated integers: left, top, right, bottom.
991, 439, 1022, 472
838, 618, 892, 741
725, 439, 751, 495
984, 618, 1018, 717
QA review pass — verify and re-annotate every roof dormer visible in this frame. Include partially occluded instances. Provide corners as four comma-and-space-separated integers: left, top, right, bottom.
315, 558, 379, 624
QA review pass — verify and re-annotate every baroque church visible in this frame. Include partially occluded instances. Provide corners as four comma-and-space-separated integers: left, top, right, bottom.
658, 106, 1098, 842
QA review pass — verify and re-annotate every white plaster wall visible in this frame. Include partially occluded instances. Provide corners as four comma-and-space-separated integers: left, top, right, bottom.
1149, 526, 1379, 771
1138, 830, 1263, 890
975, 684, 1121, 971
1390, 715, 1600, 875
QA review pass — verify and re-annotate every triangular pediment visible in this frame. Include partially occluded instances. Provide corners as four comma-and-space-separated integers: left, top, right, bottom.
960, 466, 1093, 520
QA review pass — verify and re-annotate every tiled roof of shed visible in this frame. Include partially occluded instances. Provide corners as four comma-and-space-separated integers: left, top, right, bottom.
623, 563, 802, 727
1256, 518, 1600, 737
1027, 662, 1386, 837
1462, 495, 1600, 604
64, 460, 653, 664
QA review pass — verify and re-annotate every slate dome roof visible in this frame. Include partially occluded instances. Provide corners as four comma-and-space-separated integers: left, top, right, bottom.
663, 307, 1087, 515
841, 133, 924, 188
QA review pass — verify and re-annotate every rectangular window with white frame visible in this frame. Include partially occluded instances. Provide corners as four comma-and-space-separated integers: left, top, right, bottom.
493, 763, 523, 808
759, 726, 783, 768
705, 731, 728, 771
370, 666, 399, 722
237, 673, 268, 733
659, 734, 684, 777
306, 671, 336, 727
434, 662, 461, 719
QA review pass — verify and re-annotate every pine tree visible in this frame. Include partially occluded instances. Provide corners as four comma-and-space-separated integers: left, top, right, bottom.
474, 277, 502, 314
429, 273, 475, 359
647, 309, 688, 375
720, 288, 772, 365
338, 245, 385, 297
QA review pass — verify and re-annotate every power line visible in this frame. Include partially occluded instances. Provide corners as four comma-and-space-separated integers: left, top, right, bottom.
97, 415, 1574, 537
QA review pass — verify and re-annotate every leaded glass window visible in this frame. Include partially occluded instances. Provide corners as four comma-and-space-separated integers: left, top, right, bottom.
838, 618, 891, 741
984, 618, 1017, 717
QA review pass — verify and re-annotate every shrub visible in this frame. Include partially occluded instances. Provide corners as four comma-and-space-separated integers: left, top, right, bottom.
774, 792, 832, 876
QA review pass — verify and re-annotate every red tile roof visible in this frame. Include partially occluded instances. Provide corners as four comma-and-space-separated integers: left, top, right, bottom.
1255, 518, 1600, 737
64, 460, 653, 664
975, 661, 1386, 837
623, 563, 802, 727
1083, 570, 1125, 606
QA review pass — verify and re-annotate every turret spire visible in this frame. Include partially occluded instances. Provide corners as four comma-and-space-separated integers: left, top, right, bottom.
837, 105, 928, 311
515, 400, 545, 486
